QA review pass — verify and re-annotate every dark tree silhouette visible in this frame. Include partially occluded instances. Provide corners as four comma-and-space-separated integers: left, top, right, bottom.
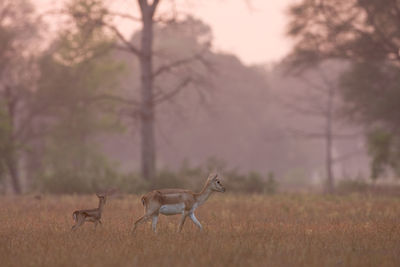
0, 0, 39, 193
64, 0, 211, 181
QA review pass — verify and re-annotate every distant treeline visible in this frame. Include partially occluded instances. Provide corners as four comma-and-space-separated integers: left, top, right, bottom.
1, 0, 400, 195
32, 159, 278, 195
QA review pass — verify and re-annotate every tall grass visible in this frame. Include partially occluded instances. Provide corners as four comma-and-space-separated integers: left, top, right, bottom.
0, 194, 399, 266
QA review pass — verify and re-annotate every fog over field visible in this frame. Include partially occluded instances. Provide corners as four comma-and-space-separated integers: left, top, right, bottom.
1, 1, 400, 266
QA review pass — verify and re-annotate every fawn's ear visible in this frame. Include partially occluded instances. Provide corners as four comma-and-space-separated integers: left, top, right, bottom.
212, 174, 218, 181
208, 173, 218, 181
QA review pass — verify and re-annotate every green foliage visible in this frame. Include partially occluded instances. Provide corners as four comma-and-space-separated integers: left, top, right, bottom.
0, 0, 39, 192
341, 61, 400, 179
100, 159, 278, 195
243, 172, 266, 194
265, 172, 278, 194
34, 51, 124, 192
286, 0, 400, 70
287, 0, 400, 178
59, 0, 110, 65
32, 0, 125, 194
367, 129, 400, 179
152, 169, 186, 189
36, 153, 116, 194
279, 168, 311, 189
340, 62, 400, 126
0, 105, 11, 181
34, 158, 280, 195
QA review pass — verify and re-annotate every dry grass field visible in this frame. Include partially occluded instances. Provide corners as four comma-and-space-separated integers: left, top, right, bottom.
0, 193, 400, 267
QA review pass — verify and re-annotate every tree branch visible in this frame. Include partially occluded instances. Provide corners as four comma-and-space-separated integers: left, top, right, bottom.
82, 93, 141, 106
287, 128, 362, 140
107, 11, 141, 22
277, 91, 328, 116
287, 128, 326, 139
153, 77, 192, 104
153, 47, 211, 78
364, 5, 399, 56
296, 74, 329, 94
153, 54, 200, 78
150, 0, 161, 17
103, 23, 142, 57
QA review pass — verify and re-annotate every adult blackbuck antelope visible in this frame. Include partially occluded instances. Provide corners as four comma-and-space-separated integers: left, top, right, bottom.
71, 193, 107, 231
133, 174, 225, 232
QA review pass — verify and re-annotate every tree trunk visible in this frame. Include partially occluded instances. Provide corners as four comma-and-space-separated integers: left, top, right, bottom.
4, 86, 22, 194
5, 152, 21, 194
139, 5, 156, 181
325, 87, 334, 194
325, 127, 334, 194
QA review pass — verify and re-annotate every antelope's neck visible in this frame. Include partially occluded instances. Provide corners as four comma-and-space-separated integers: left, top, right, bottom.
195, 184, 213, 206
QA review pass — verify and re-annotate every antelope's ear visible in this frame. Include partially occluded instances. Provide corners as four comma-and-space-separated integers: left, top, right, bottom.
213, 174, 218, 180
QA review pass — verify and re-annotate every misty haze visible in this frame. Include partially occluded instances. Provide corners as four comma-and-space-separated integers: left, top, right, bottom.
0, 0, 399, 266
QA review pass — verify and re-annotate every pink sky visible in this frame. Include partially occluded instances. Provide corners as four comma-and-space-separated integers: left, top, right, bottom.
190, 0, 295, 65
38, 0, 295, 65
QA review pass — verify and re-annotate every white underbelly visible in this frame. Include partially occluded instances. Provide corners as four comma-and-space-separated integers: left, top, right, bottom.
159, 203, 185, 215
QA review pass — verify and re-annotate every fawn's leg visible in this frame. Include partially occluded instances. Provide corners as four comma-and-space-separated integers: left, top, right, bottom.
71, 215, 85, 231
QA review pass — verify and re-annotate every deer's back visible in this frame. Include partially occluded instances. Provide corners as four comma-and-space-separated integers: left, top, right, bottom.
73, 208, 101, 221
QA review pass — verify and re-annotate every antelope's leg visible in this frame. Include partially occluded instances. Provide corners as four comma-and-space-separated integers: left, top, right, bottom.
132, 214, 152, 232
178, 211, 189, 232
189, 212, 203, 230
71, 215, 85, 231
151, 215, 159, 232
133, 204, 160, 232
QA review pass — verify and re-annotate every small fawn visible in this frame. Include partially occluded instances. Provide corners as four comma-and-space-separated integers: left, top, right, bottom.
71, 193, 107, 231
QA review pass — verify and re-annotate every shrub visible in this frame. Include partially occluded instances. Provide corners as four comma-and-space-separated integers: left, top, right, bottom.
336, 179, 369, 194
264, 172, 278, 194
152, 169, 186, 189
32, 157, 279, 195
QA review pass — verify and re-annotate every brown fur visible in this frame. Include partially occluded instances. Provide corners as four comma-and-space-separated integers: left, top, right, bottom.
133, 174, 225, 232
71, 194, 106, 231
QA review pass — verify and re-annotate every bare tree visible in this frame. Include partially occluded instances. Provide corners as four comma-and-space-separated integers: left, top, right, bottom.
280, 61, 360, 193
64, 0, 211, 181
285, 0, 400, 180
0, 0, 40, 193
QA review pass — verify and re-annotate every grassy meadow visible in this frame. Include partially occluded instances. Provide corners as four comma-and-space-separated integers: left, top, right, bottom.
0, 193, 399, 267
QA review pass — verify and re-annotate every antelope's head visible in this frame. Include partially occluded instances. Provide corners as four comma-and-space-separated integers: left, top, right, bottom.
207, 174, 226, 193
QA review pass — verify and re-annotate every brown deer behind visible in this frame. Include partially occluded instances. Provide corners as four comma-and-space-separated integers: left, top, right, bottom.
71, 193, 107, 231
